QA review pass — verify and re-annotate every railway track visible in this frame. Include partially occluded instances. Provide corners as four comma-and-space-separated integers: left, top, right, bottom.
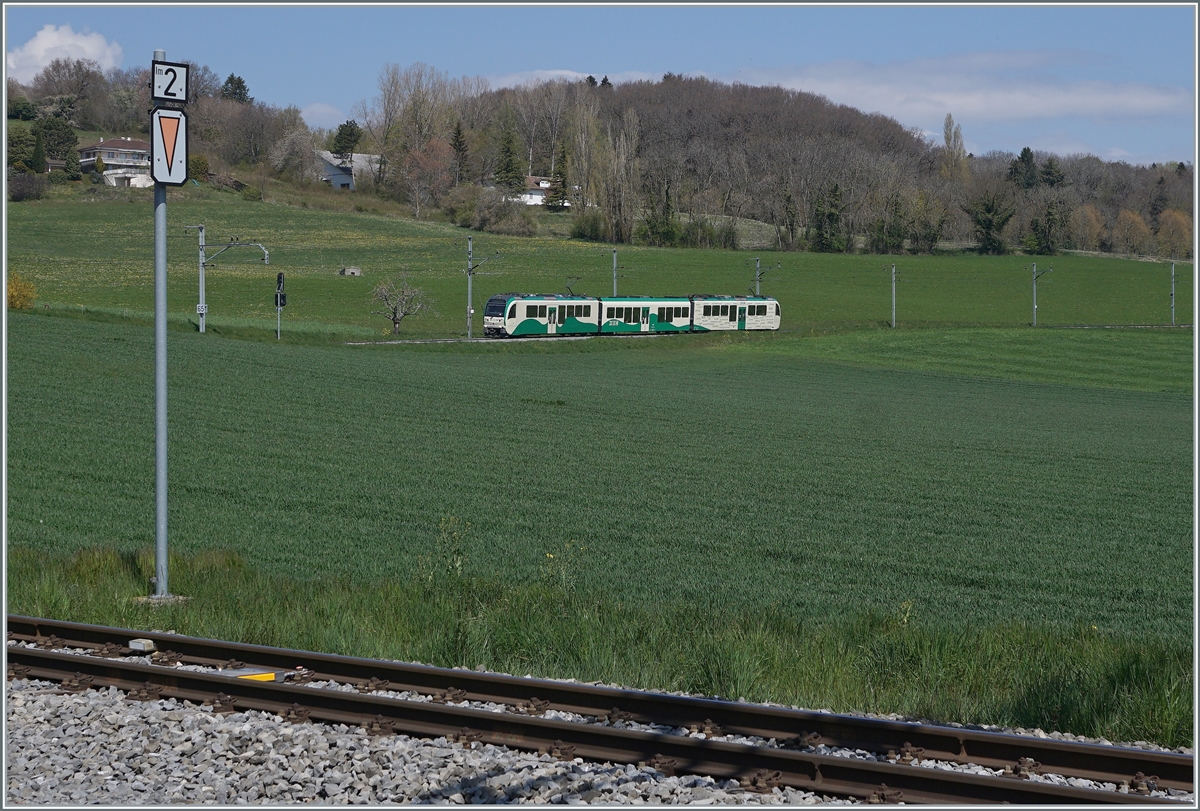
7, 615, 1192, 804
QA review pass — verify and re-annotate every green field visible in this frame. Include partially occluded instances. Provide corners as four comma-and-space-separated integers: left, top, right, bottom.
6, 187, 1193, 340
5, 191, 1195, 745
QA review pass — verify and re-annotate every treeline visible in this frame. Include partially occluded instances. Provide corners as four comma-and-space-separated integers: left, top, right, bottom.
7, 58, 1194, 259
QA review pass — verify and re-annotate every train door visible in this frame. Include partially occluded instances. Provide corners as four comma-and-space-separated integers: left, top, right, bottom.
641, 307, 649, 332
737, 306, 746, 330
548, 306, 558, 335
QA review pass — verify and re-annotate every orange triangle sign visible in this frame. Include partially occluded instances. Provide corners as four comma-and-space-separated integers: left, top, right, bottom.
159, 115, 180, 168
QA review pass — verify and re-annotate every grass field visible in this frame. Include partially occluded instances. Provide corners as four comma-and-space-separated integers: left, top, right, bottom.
5, 190, 1195, 745
6, 186, 1193, 340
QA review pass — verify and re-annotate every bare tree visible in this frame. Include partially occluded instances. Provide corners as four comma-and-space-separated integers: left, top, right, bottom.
542, 80, 572, 173
269, 124, 322, 182
511, 81, 543, 177
353, 63, 407, 187
372, 275, 433, 334
399, 138, 454, 218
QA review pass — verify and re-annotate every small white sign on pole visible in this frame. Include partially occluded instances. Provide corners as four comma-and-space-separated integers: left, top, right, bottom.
151, 108, 188, 185
151, 60, 189, 104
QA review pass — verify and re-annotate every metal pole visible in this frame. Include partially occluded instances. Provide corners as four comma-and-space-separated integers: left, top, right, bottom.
466, 237, 472, 331
1171, 262, 1176, 325
276, 305, 281, 340
755, 258, 761, 296
891, 264, 896, 328
613, 249, 618, 297
197, 225, 206, 333
1032, 262, 1037, 327
153, 48, 169, 598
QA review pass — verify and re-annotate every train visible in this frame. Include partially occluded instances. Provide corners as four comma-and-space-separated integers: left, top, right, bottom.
482, 293, 781, 338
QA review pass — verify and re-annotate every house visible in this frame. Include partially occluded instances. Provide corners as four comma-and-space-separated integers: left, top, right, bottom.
78, 137, 151, 186
517, 176, 570, 207
314, 150, 378, 191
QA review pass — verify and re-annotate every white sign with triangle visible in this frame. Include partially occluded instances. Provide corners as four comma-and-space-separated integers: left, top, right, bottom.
151, 108, 188, 185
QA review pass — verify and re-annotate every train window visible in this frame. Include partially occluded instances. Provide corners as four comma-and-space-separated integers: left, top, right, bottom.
775, 303, 780, 316
729, 307, 737, 322
606, 307, 615, 319
508, 304, 517, 319
676, 307, 684, 318
703, 305, 711, 316
526, 305, 537, 318
760, 305, 767, 315
539, 305, 547, 318
657, 307, 665, 321
584, 305, 591, 317
720, 305, 728, 316
626, 307, 635, 323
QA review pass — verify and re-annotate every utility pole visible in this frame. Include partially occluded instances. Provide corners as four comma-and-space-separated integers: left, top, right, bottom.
184, 228, 268, 334
613, 249, 618, 296
465, 236, 497, 338
184, 225, 207, 332
1171, 262, 1176, 325
1031, 263, 1052, 326
891, 263, 897, 328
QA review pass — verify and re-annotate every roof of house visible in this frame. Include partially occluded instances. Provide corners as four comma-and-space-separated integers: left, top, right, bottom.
80, 137, 151, 151
315, 150, 379, 175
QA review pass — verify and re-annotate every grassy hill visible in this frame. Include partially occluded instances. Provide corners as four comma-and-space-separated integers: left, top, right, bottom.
7, 180, 1193, 342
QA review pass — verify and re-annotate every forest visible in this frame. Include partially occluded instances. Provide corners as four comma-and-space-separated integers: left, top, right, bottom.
6, 58, 1194, 259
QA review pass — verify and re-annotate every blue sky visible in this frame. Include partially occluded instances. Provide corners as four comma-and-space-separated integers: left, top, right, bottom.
5, 4, 1196, 165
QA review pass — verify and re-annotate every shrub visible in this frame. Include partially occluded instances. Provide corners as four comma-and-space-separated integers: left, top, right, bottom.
472, 187, 534, 236
570, 210, 608, 242
241, 185, 263, 202
7, 273, 36, 309
441, 184, 481, 227
8, 173, 48, 201
48, 169, 69, 185
188, 154, 209, 179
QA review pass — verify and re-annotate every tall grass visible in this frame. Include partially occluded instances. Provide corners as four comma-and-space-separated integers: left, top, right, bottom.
6, 544, 1191, 748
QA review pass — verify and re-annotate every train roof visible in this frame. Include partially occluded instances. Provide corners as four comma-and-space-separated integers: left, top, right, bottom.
487, 292, 777, 301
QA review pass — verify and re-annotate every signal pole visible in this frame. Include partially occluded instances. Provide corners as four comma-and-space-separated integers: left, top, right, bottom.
891, 264, 897, 328
613, 249, 618, 296
152, 48, 170, 599
465, 237, 497, 338
1031, 263, 1052, 326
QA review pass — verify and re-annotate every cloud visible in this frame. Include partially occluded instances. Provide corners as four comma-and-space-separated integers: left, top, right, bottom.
733, 51, 1193, 126
6, 24, 122, 83
300, 103, 345, 129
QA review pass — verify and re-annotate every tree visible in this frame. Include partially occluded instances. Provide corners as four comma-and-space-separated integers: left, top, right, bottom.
63, 147, 82, 181
331, 119, 362, 160
1024, 200, 1062, 255
30, 131, 45, 174
269, 125, 322, 182
372, 275, 432, 334
600, 76, 612, 89
7, 273, 36, 309
1039, 157, 1065, 188
221, 74, 252, 103
1156, 209, 1193, 259
7, 94, 35, 120
493, 125, 525, 194
6, 122, 35, 168
543, 141, 569, 211
1068, 203, 1104, 251
1006, 147, 1039, 189
1111, 209, 1150, 256
939, 113, 968, 182
93, 153, 106, 175
867, 192, 907, 254
962, 189, 1016, 254
32, 116, 77, 161
907, 191, 946, 254
449, 121, 468, 184
399, 138, 454, 218
810, 183, 847, 252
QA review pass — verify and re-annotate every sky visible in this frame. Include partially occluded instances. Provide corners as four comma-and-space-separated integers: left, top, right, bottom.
4, 4, 1197, 166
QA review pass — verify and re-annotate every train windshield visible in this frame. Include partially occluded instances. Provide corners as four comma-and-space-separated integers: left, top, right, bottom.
484, 298, 508, 316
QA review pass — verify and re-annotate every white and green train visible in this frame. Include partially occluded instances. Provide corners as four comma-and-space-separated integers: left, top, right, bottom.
482, 293, 781, 338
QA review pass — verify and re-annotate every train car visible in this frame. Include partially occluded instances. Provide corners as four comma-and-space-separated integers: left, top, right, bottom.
483, 292, 781, 337
600, 296, 694, 334
483, 293, 600, 337
691, 295, 781, 331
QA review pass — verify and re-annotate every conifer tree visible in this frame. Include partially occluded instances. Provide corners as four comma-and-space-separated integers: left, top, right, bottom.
494, 127, 524, 194
450, 121, 468, 185
30, 131, 45, 173
543, 141, 569, 211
